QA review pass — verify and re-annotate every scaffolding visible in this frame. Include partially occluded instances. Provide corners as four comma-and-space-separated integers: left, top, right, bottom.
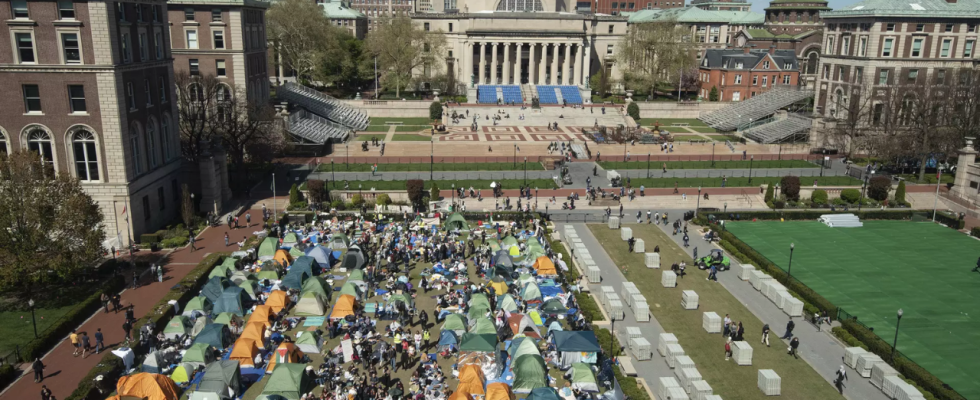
279, 82, 369, 131
742, 113, 813, 144
699, 86, 813, 131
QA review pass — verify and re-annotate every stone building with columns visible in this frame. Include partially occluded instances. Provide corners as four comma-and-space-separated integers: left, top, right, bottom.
411, 0, 628, 101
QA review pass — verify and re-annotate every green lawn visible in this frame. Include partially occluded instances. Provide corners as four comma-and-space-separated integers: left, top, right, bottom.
598, 160, 818, 170
391, 133, 433, 141
625, 176, 860, 188
360, 126, 392, 132
319, 162, 546, 172
688, 126, 720, 133
311, 178, 557, 191
589, 224, 843, 400
355, 134, 386, 142
368, 117, 434, 126
394, 126, 432, 133
726, 221, 980, 399
0, 305, 75, 355
895, 174, 955, 184
638, 118, 707, 127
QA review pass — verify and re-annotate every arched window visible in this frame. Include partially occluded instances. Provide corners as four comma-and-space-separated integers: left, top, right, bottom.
805, 52, 818, 75
72, 129, 99, 181
130, 126, 143, 175
161, 118, 171, 161
216, 84, 232, 102
146, 121, 158, 168
0, 129, 7, 157
188, 83, 204, 102
831, 88, 846, 118
899, 94, 915, 126
27, 128, 55, 173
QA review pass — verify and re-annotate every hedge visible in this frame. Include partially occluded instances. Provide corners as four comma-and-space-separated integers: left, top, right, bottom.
593, 327, 650, 400
548, 231, 604, 322
64, 352, 126, 400
0, 364, 17, 392
971, 227, 980, 238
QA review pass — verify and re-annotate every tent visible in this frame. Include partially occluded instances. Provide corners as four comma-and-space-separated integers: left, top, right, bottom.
508, 314, 542, 338
239, 279, 261, 300
301, 276, 332, 300
539, 299, 568, 316
266, 342, 306, 373
214, 312, 245, 328
230, 338, 261, 368
182, 343, 216, 368
265, 290, 291, 313
291, 256, 322, 277
183, 296, 213, 317
282, 232, 300, 247
229, 270, 254, 285
330, 294, 357, 320
437, 330, 459, 351
241, 323, 268, 350
443, 213, 468, 231
258, 237, 278, 261
456, 364, 486, 396
202, 277, 232, 303
442, 314, 468, 335
469, 293, 492, 310
471, 317, 497, 335
486, 382, 516, 400
194, 324, 234, 349
467, 305, 490, 321
348, 269, 368, 293
509, 245, 521, 257
567, 363, 599, 392
305, 245, 336, 267
115, 373, 179, 400
329, 233, 350, 250
339, 282, 364, 300
256, 268, 280, 282
197, 360, 243, 399
295, 331, 323, 354
501, 236, 519, 250
508, 337, 540, 360
342, 245, 366, 270
521, 282, 542, 303
163, 315, 192, 340
295, 292, 327, 316
497, 295, 519, 313
449, 392, 475, 400
214, 286, 251, 316
389, 293, 413, 309
274, 249, 293, 266
489, 277, 508, 295
259, 363, 314, 400
532, 257, 557, 276
248, 305, 274, 328
516, 273, 535, 286
170, 362, 196, 384
512, 354, 548, 392
547, 320, 563, 333
141, 351, 166, 374
551, 331, 600, 368
209, 259, 234, 279
459, 333, 498, 352
281, 268, 310, 290
289, 245, 305, 258
525, 249, 547, 264
526, 387, 562, 400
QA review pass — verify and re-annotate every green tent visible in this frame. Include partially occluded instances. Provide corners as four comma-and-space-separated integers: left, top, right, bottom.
259, 363, 314, 400
229, 270, 255, 285
183, 342, 217, 367
295, 292, 327, 316
339, 282, 363, 300
540, 299, 568, 315
194, 323, 234, 348
291, 256, 322, 277
256, 269, 280, 281
501, 236, 519, 249
521, 282, 542, 302
470, 317, 497, 335
443, 213, 468, 231
525, 248, 546, 262
467, 305, 490, 321
442, 314, 468, 334
239, 279, 261, 300
209, 263, 232, 279
198, 359, 242, 398
468, 293, 491, 310
301, 276, 331, 300
551, 331, 600, 352
283, 232, 300, 245
289, 246, 305, 258
202, 277, 232, 303
568, 362, 599, 392
508, 337, 541, 360
497, 294, 519, 313
512, 354, 548, 392
517, 273, 535, 286
281, 268, 310, 290
459, 333, 498, 352
220, 257, 240, 270
389, 293, 413, 308
486, 240, 501, 252
183, 296, 213, 317
349, 269, 366, 282
329, 233, 350, 250
163, 315, 192, 340
526, 387, 561, 400
258, 237, 279, 261
295, 331, 323, 353
213, 312, 244, 328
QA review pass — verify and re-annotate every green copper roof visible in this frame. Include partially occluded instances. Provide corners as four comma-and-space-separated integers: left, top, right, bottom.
320, 0, 365, 19
769, 0, 827, 3
823, 0, 980, 18
742, 28, 816, 39
170, 0, 271, 7
628, 6, 763, 24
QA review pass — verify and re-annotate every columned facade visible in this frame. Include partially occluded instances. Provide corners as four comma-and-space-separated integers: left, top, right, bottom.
465, 39, 590, 85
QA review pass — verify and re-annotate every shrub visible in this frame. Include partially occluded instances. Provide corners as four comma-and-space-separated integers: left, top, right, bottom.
376, 193, 392, 210
626, 102, 640, 121
781, 176, 801, 201
289, 183, 302, 203
773, 199, 786, 209
840, 188, 862, 203
330, 199, 346, 210
160, 236, 189, 248
429, 101, 443, 120
407, 180, 425, 211
0, 364, 18, 392
64, 352, 126, 400
429, 182, 440, 201
811, 189, 828, 205
831, 327, 869, 351
895, 180, 907, 205
708, 86, 719, 101
288, 201, 308, 211
139, 233, 160, 244
972, 227, 980, 237
868, 176, 891, 201
307, 179, 327, 204
764, 183, 774, 203
351, 194, 365, 207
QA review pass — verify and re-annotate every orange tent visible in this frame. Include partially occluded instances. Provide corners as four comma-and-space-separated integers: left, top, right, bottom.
266, 342, 306, 373
274, 249, 292, 266
266, 290, 291, 314
456, 364, 486, 396
486, 383, 516, 400
230, 338, 261, 367
508, 313, 542, 338
115, 373, 179, 400
448, 392, 475, 400
240, 322, 268, 349
248, 305, 274, 328
329, 294, 357, 320
532, 256, 557, 276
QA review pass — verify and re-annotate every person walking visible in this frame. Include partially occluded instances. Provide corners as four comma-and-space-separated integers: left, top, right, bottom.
422, 330, 430, 351
834, 365, 848, 395
69, 329, 80, 357
788, 337, 800, 358
225, 232, 230, 247
132, 271, 139, 289
781, 318, 795, 340
246, 212, 251, 227
101, 293, 110, 313
723, 314, 732, 337
761, 323, 770, 347
724, 337, 732, 361
189, 235, 197, 252
122, 319, 132, 344
32, 358, 45, 383
40, 385, 52, 400
707, 264, 717, 281
95, 328, 105, 354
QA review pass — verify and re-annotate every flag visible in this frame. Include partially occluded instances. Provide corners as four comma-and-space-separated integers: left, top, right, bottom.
121, 205, 127, 215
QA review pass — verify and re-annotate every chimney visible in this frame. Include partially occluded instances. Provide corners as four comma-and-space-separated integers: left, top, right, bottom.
743, 46, 751, 54
947, 0, 957, 3
769, 45, 776, 55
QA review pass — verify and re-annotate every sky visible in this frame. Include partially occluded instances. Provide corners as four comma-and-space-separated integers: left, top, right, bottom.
749, 0, 859, 14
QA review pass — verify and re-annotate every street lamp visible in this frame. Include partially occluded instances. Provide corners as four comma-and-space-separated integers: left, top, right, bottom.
748, 155, 754, 184
430, 134, 434, 180
696, 186, 702, 217
331, 158, 335, 182
452, 183, 456, 205
860, 172, 872, 211
28, 299, 37, 338
535, 188, 539, 208
787, 243, 795, 279
346, 142, 349, 169
514, 144, 517, 168
891, 309, 904, 361
647, 153, 651, 178
524, 157, 527, 185
711, 142, 716, 167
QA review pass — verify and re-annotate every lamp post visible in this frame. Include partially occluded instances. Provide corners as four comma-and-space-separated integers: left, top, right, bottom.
787, 243, 795, 279
711, 142, 716, 167
647, 153, 651, 178
610, 314, 619, 359
696, 186, 702, 217
524, 157, 527, 185
535, 188, 539, 207
891, 309, 904, 362
28, 299, 37, 338
452, 183, 456, 205
346, 142, 349, 169
331, 158, 335, 182
514, 144, 517, 168
748, 155, 754, 184
430, 134, 434, 180
358, 184, 362, 197
859, 173, 871, 211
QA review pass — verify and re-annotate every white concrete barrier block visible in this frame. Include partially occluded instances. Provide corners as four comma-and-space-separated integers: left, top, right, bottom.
635, 239, 645, 253
646, 253, 661, 269
702, 312, 721, 333
621, 227, 633, 241
608, 216, 620, 229
662, 270, 677, 288
758, 369, 781, 396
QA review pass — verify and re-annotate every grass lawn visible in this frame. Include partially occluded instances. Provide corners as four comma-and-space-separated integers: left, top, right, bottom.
598, 160, 818, 170
368, 117, 434, 126
356, 134, 386, 142
895, 174, 955, 184
637, 118, 707, 127
588, 224, 843, 400
319, 162, 546, 172
688, 126, 720, 133
625, 176, 860, 188
726, 221, 980, 399
311, 178, 558, 191
0, 305, 75, 355
360, 126, 392, 132
391, 133, 433, 141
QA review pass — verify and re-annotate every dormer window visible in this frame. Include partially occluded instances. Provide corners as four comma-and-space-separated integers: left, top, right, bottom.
736, 62, 743, 69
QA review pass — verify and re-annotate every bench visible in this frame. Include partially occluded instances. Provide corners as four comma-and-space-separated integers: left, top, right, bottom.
385, 121, 404, 125
687, 139, 709, 144
618, 356, 638, 377
669, 123, 690, 127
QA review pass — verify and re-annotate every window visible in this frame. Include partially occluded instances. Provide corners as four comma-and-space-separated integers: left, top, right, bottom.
139, 33, 148, 61
609, 25, 614, 33
612, 2, 618, 8
14, 32, 35, 63
158, 187, 166, 210
763, 61, 770, 69
162, 119, 171, 161
142, 196, 151, 221
941, 39, 951, 57
152, 5, 159, 22
136, 4, 143, 21
858, 37, 867, 56
68, 85, 86, 113
131, 128, 142, 175
841, 37, 850, 55
72, 130, 99, 181
907, 69, 918, 83
217, 84, 230, 102
27, 129, 54, 173
449, 23, 453, 32
872, 103, 883, 124
11, 0, 28, 19
185, 8, 195, 21
155, 32, 164, 59
826, 37, 834, 55
936, 69, 946, 85
732, 91, 740, 101
964, 40, 975, 57
878, 69, 889, 85
424, 22, 430, 31
146, 123, 157, 168
761, 76, 768, 87
122, 33, 131, 63
144, 80, 152, 106
752, 76, 758, 85
186, 30, 198, 49
882, 38, 893, 57
216, 60, 226, 76
606, 45, 613, 55
945, 23, 954, 32
212, 9, 222, 22
734, 74, 742, 84
972, 23, 978, 33
628, 2, 634, 8
916, 23, 924, 32
61, 33, 81, 64
58, 0, 75, 19
783, 75, 790, 85
213, 31, 225, 49
116, 2, 124, 20
838, 66, 844, 80
911, 38, 923, 57
189, 59, 199, 75
886, 23, 895, 31
855, 67, 863, 84
735, 61, 743, 68
0, 134, 6, 157
23, 84, 41, 113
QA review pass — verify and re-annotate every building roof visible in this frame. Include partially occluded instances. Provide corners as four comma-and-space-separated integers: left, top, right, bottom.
700, 48, 799, 70
628, 6, 764, 24
170, 0, 271, 7
741, 28, 817, 39
822, 0, 980, 18
320, 0, 365, 19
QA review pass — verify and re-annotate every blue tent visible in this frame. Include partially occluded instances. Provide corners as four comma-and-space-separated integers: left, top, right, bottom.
437, 330, 459, 350
194, 323, 234, 349
304, 246, 335, 266
281, 269, 311, 290
291, 256, 322, 276
213, 286, 251, 316
551, 331, 600, 352
202, 276, 232, 303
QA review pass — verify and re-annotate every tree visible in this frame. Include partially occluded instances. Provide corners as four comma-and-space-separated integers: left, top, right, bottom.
626, 102, 640, 121
376, 193, 392, 210
617, 19, 697, 94
764, 183, 774, 203
0, 151, 105, 299
429, 182, 440, 201
406, 180, 425, 211
811, 189, 828, 205
867, 176, 891, 201
289, 183, 302, 203
268, 0, 351, 85
895, 180, 907, 205
708, 86, 719, 102
307, 179, 327, 205
430, 101, 443, 121
824, 82, 875, 158
181, 183, 194, 227
366, 15, 447, 97
780, 176, 801, 201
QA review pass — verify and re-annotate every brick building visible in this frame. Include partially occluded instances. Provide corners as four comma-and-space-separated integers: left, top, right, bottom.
0, 0, 182, 245
348, 0, 411, 30
691, 0, 751, 12
697, 47, 800, 101
320, 0, 369, 40
731, 0, 827, 88
628, 7, 764, 55
589, 0, 686, 15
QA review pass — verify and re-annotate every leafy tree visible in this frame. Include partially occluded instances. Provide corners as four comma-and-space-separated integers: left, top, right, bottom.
626, 102, 640, 121
406, 180, 425, 211
764, 183, 774, 203
351, 194, 365, 207
867, 176, 891, 201
708, 86, 719, 102
617, 19, 697, 93
181, 183, 194, 227
376, 193, 392, 210
307, 179, 327, 205
895, 180, 907, 205
430, 182, 440, 201
811, 189, 828, 205
0, 151, 105, 299
780, 176, 801, 201
268, 0, 352, 85
430, 101, 443, 120
840, 188, 862, 203
365, 15, 447, 97
289, 183, 302, 203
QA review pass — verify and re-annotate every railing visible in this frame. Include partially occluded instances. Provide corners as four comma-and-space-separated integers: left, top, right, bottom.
738, 115, 774, 132
740, 188, 753, 208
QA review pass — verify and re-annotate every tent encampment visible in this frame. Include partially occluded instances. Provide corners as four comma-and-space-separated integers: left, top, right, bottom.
486, 382, 516, 400
170, 362, 196, 384
183, 296, 213, 317
489, 277, 508, 295
449, 391, 475, 400
202, 277, 232, 303
551, 331, 600, 368
329, 233, 350, 250
456, 364, 486, 396
437, 330, 459, 351
501, 236, 519, 250
442, 314, 468, 335
240, 323, 267, 349
289, 245, 305, 258
470, 317, 497, 335
389, 293, 413, 308
295, 331, 323, 354
301, 276, 332, 300
282, 232, 300, 247
521, 282, 542, 303
214, 312, 245, 328
194, 324, 234, 349
247, 305, 273, 328
509, 245, 521, 257
342, 245, 366, 270
507, 337, 540, 360
468, 293, 491, 310
459, 333, 498, 352
196, 360, 243, 400
229, 338, 261, 368
141, 351, 165, 374
266, 342, 306, 373
256, 269, 280, 281
567, 363, 599, 392
238, 279, 261, 300
508, 314, 542, 338
443, 213, 468, 231
265, 290, 291, 313
258, 237, 279, 261
329, 294, 357, 320
526, 387, 562, 400
214, 286, 251, 316
467, 305, 490, 321
295, 292, 327, 316
115, 373, 179, 400
291, 256, 322, 277
229, 270, 254, 285
339, 282, 364, 300
281, 268, 311, 290
259, 363, 314, 400
497, 295, 519, 313
539, 299, 567, 316
304, 245, 336, 267
274, 249, 292, 266
182, 343, 217, 368
532, 256, 557, 276
163, 316, 192, 340
512, 354, 548, 392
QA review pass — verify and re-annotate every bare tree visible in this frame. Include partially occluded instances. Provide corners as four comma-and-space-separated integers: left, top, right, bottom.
616, 19, 697, 94
365, 15, 448, 97
825, 83, 875, 158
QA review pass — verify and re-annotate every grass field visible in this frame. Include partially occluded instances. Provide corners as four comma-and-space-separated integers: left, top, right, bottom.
356, 134, 385, 142
589, 224, 842, 400
598, 160, 817, 170
688, 126, 719, 133
308, 178, 557, 191
391, 133, 432, 141
623, 176, 860, 188
0, 306, 74, 355
725, 221, 980, 399
368, 117, 434, 125
637, 118, 707, 127
318, 162, 545, 172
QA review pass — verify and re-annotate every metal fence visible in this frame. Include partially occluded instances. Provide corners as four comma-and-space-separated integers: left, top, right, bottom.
0, 346, 20, 367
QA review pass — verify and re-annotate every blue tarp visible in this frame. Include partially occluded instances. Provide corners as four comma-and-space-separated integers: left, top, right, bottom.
540, 286, 563, 298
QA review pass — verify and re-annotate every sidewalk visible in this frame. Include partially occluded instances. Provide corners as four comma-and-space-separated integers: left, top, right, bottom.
0, 209, 258, 400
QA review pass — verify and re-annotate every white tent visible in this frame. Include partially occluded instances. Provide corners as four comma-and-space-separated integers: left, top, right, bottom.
295, 292, 327, 316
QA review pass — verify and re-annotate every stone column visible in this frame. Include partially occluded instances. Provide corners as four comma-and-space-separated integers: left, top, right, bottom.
464, 42, 473, 87
503, 42, 511, 84
550, 43, 559, 85
574, 43, 583, 87
515, 43, 523, 85
582, 40, 591, 87
478, 42, 486, 84
528, 43, 536, 85
491, 42, 499, 84
539, 43, 549, 85
563, 43, 572, 85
